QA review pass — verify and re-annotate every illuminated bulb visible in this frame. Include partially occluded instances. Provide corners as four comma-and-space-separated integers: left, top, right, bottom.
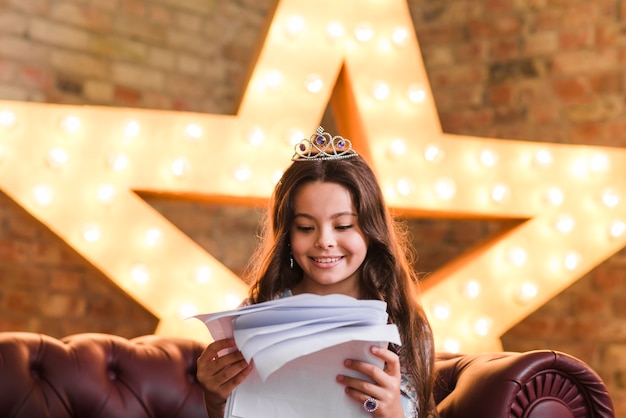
59, 115, 81, 134
474, 317, 493, 336
516, 281, 538, 303
388, 138, 407, 158
491, 183, 510, 202
108, 153, 129, 171
396, 178, 413, 196
563, 251, 581, 271
407, 84, 426, 103
171, 158, 190, 177
185, 123, 203, 140
354, 22, 374, 42
533, 149, 553, 167
178, 303, 198, 319
225, 293, 244, 309
194, 266, 212, 284
554, 213, 575, 233
461, 280, 481, 299
233, 164, 251, 182
443, 338, 460, 354
144, 228, 162, 246
544, 187, 564, 206
589, 153, 610, 173
480, 149, 499, 167
506, 246, 527, 267
431, 301, 451, 320
423, 143, 444, 163
122, 120, 141, 138
272, 170, 283, 185
434, 177, 456, 200
131, 264, 150, 285
601, 188, 620, 208
33, 184, 54, 206
286, 128, 305, 146
46, 147, 69, 169
326, 21, 344, 40
304, 74, 323, 93
263, 70, 283, 92
391, 27, 409, 46
82, 223, 101, 242
285, 15, 305, 38
97, 184, 116, 205
0, 109, 16, 129
371, 81, 390, 100
609, 220, 626, 239
246, 126, 265, 147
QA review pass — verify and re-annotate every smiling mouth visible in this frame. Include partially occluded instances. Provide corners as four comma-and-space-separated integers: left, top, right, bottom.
311, 256, 343, 263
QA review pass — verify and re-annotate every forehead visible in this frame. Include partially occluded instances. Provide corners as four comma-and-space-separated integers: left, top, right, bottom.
293, 182, 355, 212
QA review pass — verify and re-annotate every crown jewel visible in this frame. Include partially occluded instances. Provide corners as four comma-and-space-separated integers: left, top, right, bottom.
292, 126, 358, 161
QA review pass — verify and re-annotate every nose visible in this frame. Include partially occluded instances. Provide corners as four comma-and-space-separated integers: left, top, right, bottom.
315, 228, 336, 249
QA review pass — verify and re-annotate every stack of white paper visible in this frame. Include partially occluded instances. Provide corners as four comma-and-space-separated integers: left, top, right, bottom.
195, 293, 401, 418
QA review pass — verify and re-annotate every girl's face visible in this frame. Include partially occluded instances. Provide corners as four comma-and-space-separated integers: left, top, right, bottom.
289, 181, 368, 298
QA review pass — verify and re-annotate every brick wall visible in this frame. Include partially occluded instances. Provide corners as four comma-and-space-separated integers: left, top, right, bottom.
0, 0, 625, 415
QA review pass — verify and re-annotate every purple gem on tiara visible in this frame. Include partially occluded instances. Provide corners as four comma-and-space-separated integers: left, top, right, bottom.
299, 143, 306, 152
315, 135, 325, 146
337, 139, 345, 149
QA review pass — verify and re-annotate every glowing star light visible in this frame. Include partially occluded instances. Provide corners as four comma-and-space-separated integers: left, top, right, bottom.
1, 0, 625, 352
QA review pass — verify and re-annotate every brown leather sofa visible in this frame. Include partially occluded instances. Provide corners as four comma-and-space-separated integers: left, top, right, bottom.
0, 332, 614, 417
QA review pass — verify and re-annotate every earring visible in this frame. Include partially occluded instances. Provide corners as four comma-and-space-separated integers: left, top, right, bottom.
290, 255, 294, 269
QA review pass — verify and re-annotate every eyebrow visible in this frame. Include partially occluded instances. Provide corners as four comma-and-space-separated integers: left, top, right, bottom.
293, 212, 356, 219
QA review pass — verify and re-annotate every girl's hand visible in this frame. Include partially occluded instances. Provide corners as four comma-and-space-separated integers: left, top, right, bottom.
196, 338, 253, 417
336, 345, 405, 418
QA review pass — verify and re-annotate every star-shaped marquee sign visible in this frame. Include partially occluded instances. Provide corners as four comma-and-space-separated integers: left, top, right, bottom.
1, 0, 625, 353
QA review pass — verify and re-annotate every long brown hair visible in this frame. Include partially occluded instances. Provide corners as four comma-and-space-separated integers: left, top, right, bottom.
246, 156, 437, 417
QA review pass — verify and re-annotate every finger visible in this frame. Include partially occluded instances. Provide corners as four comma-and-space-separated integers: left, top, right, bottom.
369, 345, 401, 376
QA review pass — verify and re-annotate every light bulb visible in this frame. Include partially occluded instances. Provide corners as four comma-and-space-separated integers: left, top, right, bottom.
194, 266, 212, 284
59, 115, 81, 134
108, 153, 129, 171
516, 282, 538, 303
533, 149, 553, 167
474, 317, 493, 336
391, 27, 409, 46
285, 15, 305, 38
589, 153, 610, 173
122, 120, 141, 138
434, 178, 456, 200
326, 21, 344, 40
354, 22, 374, 42
507, 246, 527, 267
97, 184, 116, 205
0, 110, 16, 129
431, 302, 451, 320
563, 251, 581, 271
305, 74, 323, 93
171, 158, 190, 177
33, 184, 54, 206
233, 164, 251, 182
461, 280, 481, 299
609, 220, 626, 239
286, 128, 305, 146
131, 264, 150, 284
82, 223, 101, 242
601, 188, 620, 208
396, 178, 413, 196
491, 183, 510, 202
47, 147, 69, 169
144, 228, 162, 246
185, 123, 203, 140
371, 81, 390, 100
407, 84, 426, 103
178, 303, 198, 319
480, 149, 499, 167
225, 293, 243, 309
554, 213, 575, 233
263, 70, 282, 92
443, 338, 460, 353
544, 187, 564, 206
388, 138, 407, 158
246, 126, 265, 147
423, 143, 444, 163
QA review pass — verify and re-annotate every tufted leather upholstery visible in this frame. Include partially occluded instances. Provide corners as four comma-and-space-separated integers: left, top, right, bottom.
0, 332, 614, 418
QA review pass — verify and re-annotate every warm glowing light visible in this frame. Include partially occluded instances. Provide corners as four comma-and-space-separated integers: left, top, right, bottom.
354, 22, 374, 42
263, 70, 283, 92
396, 178, 413, 196
194, 266, 212, 284
145, 228, 162, 246
97, 184, 116, 205
434, 178, 456, 200
461, 280, 481, 299
171, 158, 191, 177
305, 74, 323, 93
47, 148, 69, 169
480, 149, 499, 167
491, 183, 510, 202
609, 220, 626, 239
247, 126, 265, 147
82, 223, 101, 242
423, 143, 444, 163
388, 138, 407, 158
234, 164, 252, 182
391, 26, 408, 46
185, 123, 203, 140
443, 338, 460, 354
601, 188, 620, 208
326, 21, 344, 40
131, 264, 150, 285
108, 153, 129, 171
285, 15, 305, 38
371, 81, 390, 100
286, 128, 305, 146
33, 184, 54, 206
431, 301, 451, 320
555, 213, 575, 234
407, 84, 426, 103
544, 187, 564, 206
0, 109, 16, 129
589, 153, 610, 173
474, 317, 493, 336
516, 282, 538, 303
122, 120, 141, 138
533, 149, 553, 167
507, 247, 527, 267
59, 115, 81, 134
563, 251, 582, 271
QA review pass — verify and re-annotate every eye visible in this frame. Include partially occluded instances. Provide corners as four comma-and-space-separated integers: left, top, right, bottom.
335, 225, 353, 231
295, 225, 314, 232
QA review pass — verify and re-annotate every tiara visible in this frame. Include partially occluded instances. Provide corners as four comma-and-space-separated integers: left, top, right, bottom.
292, 126, 358, 161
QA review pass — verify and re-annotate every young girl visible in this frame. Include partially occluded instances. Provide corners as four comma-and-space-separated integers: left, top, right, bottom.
196, 127, 438, 418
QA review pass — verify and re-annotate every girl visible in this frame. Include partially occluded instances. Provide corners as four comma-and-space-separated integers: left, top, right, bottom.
197, 127, 438, 418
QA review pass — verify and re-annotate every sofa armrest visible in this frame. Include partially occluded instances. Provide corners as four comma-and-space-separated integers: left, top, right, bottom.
434, 350, 614, 418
